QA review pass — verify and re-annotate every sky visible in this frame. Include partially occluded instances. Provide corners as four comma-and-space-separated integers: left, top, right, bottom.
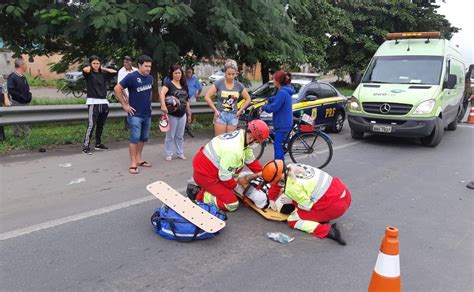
436, 0, 473, 65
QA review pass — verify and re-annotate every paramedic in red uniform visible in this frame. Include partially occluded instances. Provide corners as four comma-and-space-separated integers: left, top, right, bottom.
262, 159, 351, 245
192, 120, 270, 212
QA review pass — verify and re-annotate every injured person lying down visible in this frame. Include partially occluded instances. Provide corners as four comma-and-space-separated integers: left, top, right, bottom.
186, 172, 295, 214
235, 172, 295, 214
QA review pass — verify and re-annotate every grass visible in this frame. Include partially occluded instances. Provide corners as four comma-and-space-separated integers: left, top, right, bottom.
337, 87, 354, 97
0, 114, 214, 155
26, 74, 64, 89
31, 98, 87, 105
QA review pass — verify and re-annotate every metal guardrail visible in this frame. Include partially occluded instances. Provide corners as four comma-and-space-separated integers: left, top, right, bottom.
0, 102, 213, 126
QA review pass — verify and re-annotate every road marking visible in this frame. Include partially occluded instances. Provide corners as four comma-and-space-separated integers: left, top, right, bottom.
333, 141, 363, 150
0, 186, 186, 241
458, 124, 474, 128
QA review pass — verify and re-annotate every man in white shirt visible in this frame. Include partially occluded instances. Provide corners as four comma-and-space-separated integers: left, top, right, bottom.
117, 56, 137, 101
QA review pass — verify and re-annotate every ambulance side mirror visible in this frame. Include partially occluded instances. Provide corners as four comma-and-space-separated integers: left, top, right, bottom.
444, 74, 457, 89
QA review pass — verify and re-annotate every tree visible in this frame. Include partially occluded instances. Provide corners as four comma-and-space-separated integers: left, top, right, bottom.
326, 0, 459, 84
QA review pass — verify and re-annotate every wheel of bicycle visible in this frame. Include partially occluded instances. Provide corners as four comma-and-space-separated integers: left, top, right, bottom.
288, 132, 333, 169
72, 90, 84, 98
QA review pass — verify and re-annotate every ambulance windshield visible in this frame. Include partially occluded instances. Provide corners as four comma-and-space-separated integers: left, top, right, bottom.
362, 56, 443, 85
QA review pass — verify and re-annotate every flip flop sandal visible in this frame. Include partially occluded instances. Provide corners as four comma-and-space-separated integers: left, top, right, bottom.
129, 167, 139, 174
138, 161, 152, 167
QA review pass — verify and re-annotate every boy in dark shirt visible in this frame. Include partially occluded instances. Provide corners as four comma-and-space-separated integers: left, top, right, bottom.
82, 55, 117, 155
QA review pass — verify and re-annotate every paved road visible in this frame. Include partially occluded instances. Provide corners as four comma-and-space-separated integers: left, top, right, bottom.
1, 124, 473, 291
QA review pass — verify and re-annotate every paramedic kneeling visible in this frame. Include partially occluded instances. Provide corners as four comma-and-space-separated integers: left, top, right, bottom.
192, 120, 270, 212
262, 160, 351, 245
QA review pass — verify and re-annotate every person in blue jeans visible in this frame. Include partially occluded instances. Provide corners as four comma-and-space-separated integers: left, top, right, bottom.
114, 55, 154, 174
262, 70, 295, 160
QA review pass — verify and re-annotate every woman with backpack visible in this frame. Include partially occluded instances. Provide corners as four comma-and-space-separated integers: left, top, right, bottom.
159, 64, 192, 161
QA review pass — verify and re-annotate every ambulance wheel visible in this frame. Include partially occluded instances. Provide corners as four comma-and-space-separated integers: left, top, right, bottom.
421, 117, 443, 147
350, 129, 364, 140
446, 116, 458, 131
329, 112, 344, 133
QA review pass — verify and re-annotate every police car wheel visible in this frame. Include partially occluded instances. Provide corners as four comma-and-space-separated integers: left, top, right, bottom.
330, 112, 344, 133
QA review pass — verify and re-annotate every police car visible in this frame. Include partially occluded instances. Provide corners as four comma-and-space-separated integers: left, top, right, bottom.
239, 74, 347, 133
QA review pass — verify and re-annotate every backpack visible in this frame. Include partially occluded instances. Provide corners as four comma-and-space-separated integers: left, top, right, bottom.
151, 202, 227, 242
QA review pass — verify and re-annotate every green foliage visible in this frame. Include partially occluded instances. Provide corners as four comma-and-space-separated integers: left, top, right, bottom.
325, 0, 459, 82
25, 74, 64, 89
0, 0, 458, 86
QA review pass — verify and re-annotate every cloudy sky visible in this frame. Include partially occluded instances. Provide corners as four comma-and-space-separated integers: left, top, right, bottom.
436, 0, 473, 65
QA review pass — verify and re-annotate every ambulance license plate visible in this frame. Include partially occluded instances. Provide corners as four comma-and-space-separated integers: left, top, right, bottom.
372, 125, 392, 133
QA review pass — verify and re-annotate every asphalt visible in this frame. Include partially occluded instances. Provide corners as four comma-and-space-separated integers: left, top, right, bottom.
1, 123, 473, 291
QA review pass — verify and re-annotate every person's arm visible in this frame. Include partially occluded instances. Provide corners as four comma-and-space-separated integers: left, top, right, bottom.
82, 66, 91, 74
186, 100, 192, 123
196, 78, 203, 96
244, 147, 263, 173
286, 181, 314, 211
101, 67, 117, 74
237, 88, 251, 117
159, 86, 169, 114
114, 77, 135, 115
204, 84, 219, 121
218, 152, 240, 189
3, 93, 11, 106
262, 90, 284, 113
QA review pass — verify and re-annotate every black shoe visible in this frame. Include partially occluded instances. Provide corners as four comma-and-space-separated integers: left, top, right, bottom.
95, 144, 109, 150
82, 148, 92, 155
326, 223, 346, 246
186, 183, 201, 201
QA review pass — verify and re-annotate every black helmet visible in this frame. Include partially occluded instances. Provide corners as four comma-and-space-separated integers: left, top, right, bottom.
165, 96, 180, 113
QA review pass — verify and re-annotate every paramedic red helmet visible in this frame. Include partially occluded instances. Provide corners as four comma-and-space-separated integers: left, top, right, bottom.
262, 159, 286, 184
247, 119, 270, 143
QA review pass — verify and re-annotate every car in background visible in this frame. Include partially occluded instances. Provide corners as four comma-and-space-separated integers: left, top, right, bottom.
239, 76, 347, 133
208, 70, 225, 83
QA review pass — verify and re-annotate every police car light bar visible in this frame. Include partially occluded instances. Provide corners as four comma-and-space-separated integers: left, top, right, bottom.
385, 32, 441, 40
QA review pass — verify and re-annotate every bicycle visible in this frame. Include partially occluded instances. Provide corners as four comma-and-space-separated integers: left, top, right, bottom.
240, 111, 333, 169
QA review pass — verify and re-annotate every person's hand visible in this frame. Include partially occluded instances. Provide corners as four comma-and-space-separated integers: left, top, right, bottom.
213, 111, 220, 122
269, 200, 277, 211
187, 113, 192, 123
4, 99, 11, 107
161, 105, 168, 114
123, 104, 135, 115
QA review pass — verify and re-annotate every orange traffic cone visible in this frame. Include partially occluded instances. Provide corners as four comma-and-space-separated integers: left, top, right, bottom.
368, 226, 401, 292
467, 100, 474, 124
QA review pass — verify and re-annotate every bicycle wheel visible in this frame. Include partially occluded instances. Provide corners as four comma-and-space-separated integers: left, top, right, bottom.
288, 132, 333, 169
72, 89, 84, 98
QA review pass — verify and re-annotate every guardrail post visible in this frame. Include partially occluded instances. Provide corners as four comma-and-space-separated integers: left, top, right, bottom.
0, 126, 5, 142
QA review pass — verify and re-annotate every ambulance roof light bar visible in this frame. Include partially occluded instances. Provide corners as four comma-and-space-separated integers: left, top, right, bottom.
385, 32, 441, 44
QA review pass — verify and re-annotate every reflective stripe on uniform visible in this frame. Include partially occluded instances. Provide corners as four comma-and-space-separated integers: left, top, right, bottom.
204, 143, 235, 181
224, 201, 239, 212
288, 210, 319, 234
310, 172, 332, 203
373, 252, 400, 278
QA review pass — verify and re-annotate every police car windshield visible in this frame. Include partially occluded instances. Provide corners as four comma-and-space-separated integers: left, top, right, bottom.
362, 56, 443, 85
252, 82, 302, 97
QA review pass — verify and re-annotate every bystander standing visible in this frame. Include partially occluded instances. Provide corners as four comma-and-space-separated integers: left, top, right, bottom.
7, 58, 32, 137
81, 55, 117, 155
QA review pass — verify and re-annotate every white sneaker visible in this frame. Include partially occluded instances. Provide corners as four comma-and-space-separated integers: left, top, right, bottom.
177, 154, 187, 160
165, 156, 172, 161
